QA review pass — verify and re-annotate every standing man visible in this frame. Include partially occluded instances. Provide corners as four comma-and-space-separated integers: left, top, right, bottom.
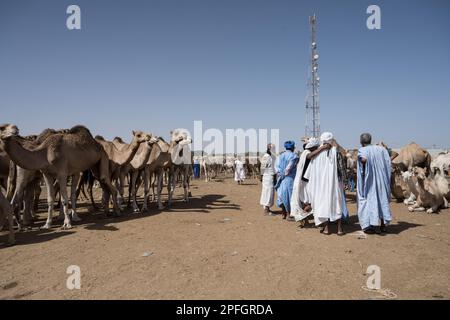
260, 143, 277, 214
290, 137, 319, 223
234, 157, 245, 185
193, 157, 200, 179
275, 141, 299, 220
357, 133, 392, 234
304, 132, 346, 235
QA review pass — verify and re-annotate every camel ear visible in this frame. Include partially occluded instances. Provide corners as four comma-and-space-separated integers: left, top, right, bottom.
132, 130, 136, 136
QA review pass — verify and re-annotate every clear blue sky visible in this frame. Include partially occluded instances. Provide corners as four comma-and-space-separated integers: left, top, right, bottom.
1, 0, 449, 150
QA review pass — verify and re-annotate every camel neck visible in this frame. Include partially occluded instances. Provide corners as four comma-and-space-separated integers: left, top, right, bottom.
115, 139, 141, 166
3, 136, 47, 171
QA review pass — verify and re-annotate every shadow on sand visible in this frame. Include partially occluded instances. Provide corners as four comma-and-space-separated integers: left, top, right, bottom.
1, 193, 241, 247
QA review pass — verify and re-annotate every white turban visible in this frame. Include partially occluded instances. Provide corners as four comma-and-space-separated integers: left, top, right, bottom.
305, 137, 320, 149
320, 132, 334, 144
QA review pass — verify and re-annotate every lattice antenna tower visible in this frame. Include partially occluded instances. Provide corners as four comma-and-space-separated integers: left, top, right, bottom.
305, 14, 321, 138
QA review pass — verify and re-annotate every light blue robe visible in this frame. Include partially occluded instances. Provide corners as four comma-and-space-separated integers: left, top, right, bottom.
357, 145, 392, 229
275, 151, 299, 213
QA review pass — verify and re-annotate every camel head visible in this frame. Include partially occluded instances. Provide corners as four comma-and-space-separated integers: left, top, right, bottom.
401, 170, 414, 182
131, 130, 151, 144
0, 124, 19, 139
147, 134, 159, 145
170, 129, 192, 146
413, 167, 427, 180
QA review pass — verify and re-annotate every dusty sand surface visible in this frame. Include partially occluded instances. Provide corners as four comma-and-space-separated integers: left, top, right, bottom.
1, 176, 449, 300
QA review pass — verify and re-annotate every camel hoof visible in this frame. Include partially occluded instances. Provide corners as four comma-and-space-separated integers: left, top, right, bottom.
41, 223, 52, 230
61, 224, 72, 230
408, 207, 414, 212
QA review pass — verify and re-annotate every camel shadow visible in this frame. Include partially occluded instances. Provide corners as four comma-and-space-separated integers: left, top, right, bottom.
162, 194, 241, 213
0, 228, 75, 247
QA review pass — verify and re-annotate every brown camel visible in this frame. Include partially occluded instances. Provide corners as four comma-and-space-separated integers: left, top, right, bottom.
139, 137, 173, 211
95, 131, 151, 209
6, 128, 64, 229
168, 129, 193, 204
1, 125, 120, 229
392, 142, 431, 172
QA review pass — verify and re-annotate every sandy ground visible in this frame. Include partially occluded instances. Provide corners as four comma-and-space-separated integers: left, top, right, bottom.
1, 176, 449, 300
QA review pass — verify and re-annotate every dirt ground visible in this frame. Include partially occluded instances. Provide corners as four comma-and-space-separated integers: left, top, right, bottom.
1, 176, 449, 300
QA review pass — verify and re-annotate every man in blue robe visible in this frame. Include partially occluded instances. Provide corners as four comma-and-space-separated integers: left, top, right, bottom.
275, 141, 299, 220
357, 133, 392, 234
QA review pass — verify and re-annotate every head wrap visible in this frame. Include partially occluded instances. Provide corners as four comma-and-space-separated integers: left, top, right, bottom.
320, 132, 334, 144
284, 140, 295, 150
305, 137, 320, 149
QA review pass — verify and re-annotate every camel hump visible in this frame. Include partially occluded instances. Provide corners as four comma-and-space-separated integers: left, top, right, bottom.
69, 125, 92, 136
95, 135, 105, 141
113, 137, 124, 143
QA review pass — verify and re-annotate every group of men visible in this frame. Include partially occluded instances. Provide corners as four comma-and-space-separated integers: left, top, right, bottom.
259, 132, 392, 235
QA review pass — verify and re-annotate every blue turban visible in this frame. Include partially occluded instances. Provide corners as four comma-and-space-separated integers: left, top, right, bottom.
284, 140, 295, 150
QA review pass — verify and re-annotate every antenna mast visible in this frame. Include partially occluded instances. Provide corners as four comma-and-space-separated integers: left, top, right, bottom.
305, 14, 321, 138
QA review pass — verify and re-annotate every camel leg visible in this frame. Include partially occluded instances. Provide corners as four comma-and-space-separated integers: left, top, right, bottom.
70, 173, 82, 222
33, 181, 41, 215
99, 156, 120, 216
22, 184, 34, 228
130, 170, 140, 212
156, 170, 165, 210
114, 177, 124, 211
167, 169, 174, 207
426, 206, 438, 214
142, 169, 151, 212
87, 175, 99, 212
1, 193, 15, 245
408, 204, 425, 212
141, 169, 151, 212
151, 173, 156, 202
42, 174, 56, 229
183, 170, 189, 202
57, 175, 72, 229
118, 170, 126, 210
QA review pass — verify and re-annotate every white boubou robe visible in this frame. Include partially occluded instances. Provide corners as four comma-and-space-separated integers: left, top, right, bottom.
290, 150, 312, 221
260, 153, 276, 207
304, 146, 343, 226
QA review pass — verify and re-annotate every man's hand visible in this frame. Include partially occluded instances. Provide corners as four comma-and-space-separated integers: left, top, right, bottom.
321, 143, 332, 151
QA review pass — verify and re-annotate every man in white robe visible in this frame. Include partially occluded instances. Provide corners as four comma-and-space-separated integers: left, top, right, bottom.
259, 143, 276, 214
304, 132, 345, 235
234, 157, 245, 184
290, 137, 320, 223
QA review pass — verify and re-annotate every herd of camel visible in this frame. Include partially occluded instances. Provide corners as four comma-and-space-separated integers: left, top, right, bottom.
0, 123, 449, 246
0, 124, 194, 245
345, 142, 450, 214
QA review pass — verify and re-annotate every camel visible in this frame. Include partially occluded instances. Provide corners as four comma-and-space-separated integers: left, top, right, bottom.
169, 129, 193, 203
201, 155, 224, 182
1, 124, 120, 229
111, 134, 158, 212
6, 128, 66, 229
392, 142, 431, 172
141, 137, 173, 211
431, 152, 450, 176
403, 167, 448, 213
95, 131, 151, 209
391, 165, 410, 202
0, 189, 15, 245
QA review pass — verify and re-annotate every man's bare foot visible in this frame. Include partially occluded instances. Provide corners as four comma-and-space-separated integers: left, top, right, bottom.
320, 223, 330, 234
